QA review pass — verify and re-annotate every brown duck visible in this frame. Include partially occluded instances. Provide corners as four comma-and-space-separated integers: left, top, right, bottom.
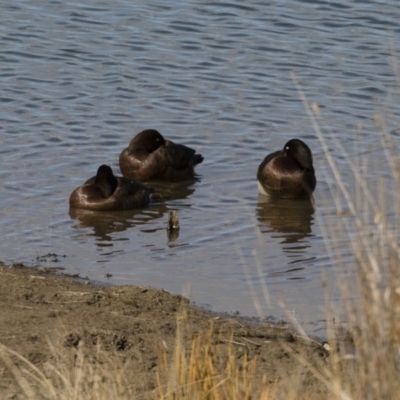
257, 138, 316, 199
119, 129, 204, 181
69, 165, 153, 211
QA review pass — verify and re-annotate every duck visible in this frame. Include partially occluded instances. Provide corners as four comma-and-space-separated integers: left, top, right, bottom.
69, 164, 153, 211
257, 138, 316, 199
119, 129, 204, 181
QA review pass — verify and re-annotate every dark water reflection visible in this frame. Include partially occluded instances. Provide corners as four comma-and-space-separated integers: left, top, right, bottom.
69, 204, 167, 244
256, 195, 315, 243
148, 177, 200, 202
256, 195, 316, 274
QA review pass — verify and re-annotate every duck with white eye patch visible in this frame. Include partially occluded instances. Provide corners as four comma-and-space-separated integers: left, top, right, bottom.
257, 139, 316, 199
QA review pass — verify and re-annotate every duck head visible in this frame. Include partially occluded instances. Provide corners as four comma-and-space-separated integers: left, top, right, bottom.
94, 165, 118, 198
284, 139, 314, 171
128, 129, 166, 154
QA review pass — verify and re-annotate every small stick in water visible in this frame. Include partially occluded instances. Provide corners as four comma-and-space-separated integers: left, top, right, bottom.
167, 210, 180, 243
167, 210, 180, 231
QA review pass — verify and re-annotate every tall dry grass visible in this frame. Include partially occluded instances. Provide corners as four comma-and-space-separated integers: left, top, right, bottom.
0, 340, 136, 400
154, 320, 265, 400
295, 77, 400, 400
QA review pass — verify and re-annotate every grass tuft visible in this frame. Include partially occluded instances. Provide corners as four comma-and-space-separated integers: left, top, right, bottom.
155, 321, 261, 400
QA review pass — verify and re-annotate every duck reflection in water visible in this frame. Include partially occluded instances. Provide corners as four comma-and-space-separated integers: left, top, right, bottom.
69, 203, 168, 244
149, 177, 199, 203
256, 195, 315, 245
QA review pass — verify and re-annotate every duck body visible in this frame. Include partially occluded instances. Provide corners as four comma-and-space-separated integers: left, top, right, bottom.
119, 129, 204, 181
257, 139, 316, 199
69, 165, 153, 211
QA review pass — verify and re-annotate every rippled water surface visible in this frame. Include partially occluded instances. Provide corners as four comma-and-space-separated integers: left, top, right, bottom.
2, 0, 400, 334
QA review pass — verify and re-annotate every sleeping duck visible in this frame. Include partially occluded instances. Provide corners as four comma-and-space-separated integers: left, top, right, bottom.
119, 129, 203, 181
69, 164, 153, 211
257, 138, 316, 199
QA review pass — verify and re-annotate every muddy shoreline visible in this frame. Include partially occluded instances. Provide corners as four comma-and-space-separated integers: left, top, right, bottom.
0, 262, 334, 398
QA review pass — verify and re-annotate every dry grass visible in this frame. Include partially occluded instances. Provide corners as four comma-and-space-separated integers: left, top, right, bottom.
296, 79, 400, 400
0, 341, 136, 400
327, 126, 400, 400
155, 321, 265, 400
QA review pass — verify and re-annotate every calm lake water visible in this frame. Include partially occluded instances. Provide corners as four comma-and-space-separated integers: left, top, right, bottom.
1, 0, 400, 335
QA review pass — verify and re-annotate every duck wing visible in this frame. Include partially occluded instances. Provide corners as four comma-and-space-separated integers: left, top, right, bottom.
109, 177, 154, 209
160, 140, 203, 169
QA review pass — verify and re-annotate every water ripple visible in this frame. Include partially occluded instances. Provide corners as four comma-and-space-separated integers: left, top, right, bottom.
0, 0, 399, 325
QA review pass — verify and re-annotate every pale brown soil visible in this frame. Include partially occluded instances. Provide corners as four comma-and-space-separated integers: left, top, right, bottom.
0, 262, 336, 399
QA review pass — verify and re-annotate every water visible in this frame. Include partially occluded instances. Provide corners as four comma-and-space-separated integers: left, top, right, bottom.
1, 0, 400, 335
